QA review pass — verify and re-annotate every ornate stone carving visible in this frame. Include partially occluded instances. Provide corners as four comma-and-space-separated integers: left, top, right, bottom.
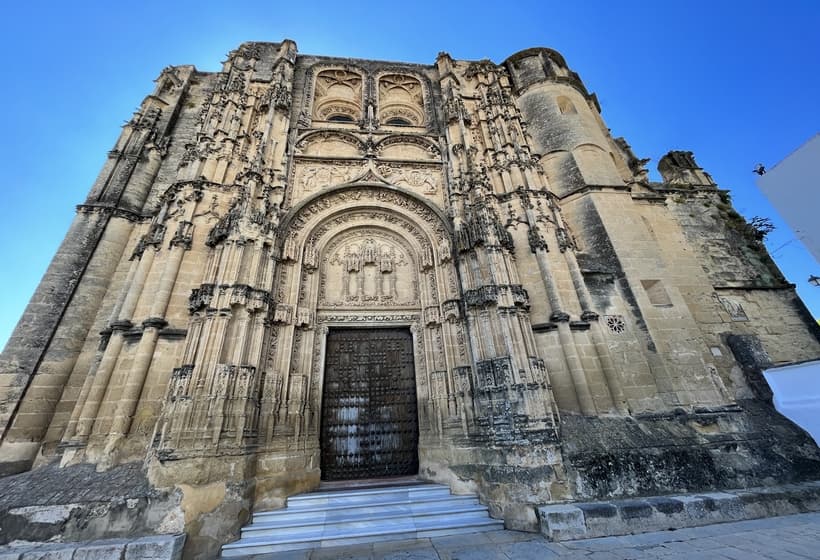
376, 164, 439, 194
296, 162, 361, 192
169, 221, 194, 249
188, 284, 215, 312
464, 284, 528, 309
464, 59, 502, 78
321, 229, 415, 308
716, 295, 749, 321
131, 223, 166, 259
442, 300, 461, 322
444, 91, 471, 124
273, 304, 293, 324
286, 186, 449, 244
312, 69, 363, 121
317, 312, 418, 324
605, 314, 626, 334
376, 135, 441, 159
295, 307, 313, 327
456, 202, 515, 253
528, 225, 548, 253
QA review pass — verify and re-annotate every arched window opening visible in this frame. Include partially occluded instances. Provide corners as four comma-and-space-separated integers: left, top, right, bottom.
328, 114, 356, 123
385, 117, 412, 127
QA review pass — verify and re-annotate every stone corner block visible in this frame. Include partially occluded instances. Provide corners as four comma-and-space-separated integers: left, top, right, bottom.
124, 535, 186, 560
503, 503, 539, 532
537, 504, 587, 541
694, 492, 744, 518
73, 539, 130, 560
19, 548, 74, 560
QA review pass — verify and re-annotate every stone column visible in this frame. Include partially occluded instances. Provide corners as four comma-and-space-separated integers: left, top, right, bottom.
530, 239, 595, 415
71, 247, 157, 444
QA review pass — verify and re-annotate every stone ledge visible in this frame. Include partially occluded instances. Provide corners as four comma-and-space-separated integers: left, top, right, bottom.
538, 480, 820, 541
0, 534, 185, 560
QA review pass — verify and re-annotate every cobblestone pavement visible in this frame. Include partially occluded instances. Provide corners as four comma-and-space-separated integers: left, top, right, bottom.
240, 512, 820, 559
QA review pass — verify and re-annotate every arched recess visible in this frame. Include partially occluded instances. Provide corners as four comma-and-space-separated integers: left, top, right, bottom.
294, 130, 365, 157
378, 74, 425, 127
312, 68, 364, 123
258, 184, 473, 481
572, 142, 623, 186
375, 134, 441, 161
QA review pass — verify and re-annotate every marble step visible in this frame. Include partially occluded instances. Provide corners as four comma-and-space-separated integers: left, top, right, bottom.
272, 483, 453, 511
241, 507, 494, 539
222, 518, 502, 557
221, 483, 504, 558
249, 495, 481, 528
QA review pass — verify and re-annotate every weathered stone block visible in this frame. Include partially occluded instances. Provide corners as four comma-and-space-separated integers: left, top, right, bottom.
537, 504, 586, 540
646, 496, 685, 515
72, 539, 129, 560
19, 548, 74, 560
123, 535, 184, 560
619, 499, 653, 519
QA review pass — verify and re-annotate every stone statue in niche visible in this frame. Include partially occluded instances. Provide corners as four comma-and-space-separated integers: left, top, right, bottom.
363, 239, 377, 264
379, 246, 393, 273
345, 247, 360, 272
343, 245, 361, 299
379, 245, 397, 299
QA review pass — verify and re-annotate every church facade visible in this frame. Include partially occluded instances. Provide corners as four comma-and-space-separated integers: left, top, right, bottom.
2, 40, 820, 557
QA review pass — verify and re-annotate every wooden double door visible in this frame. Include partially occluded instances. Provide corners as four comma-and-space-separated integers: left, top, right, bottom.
320, 328, 419, 481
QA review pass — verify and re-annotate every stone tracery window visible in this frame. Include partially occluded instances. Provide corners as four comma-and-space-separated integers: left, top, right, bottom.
379, 74, 425, 127
313, 69, 363, 124
605, 315, 626, 334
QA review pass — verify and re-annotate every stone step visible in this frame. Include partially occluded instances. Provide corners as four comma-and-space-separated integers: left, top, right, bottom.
222, 518, 502, 557
241, 508, 494, 540
249, 495, 481, 528
221, 483, 504, 558
275, 483, 452, 511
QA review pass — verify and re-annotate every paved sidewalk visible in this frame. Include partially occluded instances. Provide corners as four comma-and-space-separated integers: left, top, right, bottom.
239, 511, 820, 559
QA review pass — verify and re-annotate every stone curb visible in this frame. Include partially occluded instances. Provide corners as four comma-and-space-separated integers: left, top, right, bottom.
0, 534, 185, 560
538, 480, 820, 541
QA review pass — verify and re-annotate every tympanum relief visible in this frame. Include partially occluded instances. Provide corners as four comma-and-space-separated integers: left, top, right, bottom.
320, 229, 417, 308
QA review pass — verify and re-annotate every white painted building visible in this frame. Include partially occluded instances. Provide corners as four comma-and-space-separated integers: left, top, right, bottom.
764, 359, 820, 445
756, 134, 820, 264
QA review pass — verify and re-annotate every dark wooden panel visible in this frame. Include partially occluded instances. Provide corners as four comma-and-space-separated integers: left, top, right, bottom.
320, 328, 419, 481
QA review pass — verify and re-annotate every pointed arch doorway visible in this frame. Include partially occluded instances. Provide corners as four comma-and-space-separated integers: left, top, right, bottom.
320, 327, 419, 481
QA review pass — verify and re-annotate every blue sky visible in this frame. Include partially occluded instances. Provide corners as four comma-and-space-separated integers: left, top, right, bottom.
1, 0, 819, 348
